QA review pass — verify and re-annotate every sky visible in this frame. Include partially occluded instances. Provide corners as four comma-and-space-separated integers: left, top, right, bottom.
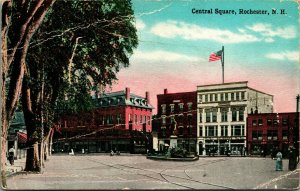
111, 0, 300, 114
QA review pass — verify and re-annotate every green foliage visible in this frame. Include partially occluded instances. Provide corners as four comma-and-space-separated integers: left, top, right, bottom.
26, 0, 138, 120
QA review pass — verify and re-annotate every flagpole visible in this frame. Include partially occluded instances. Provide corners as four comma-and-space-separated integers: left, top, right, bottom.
221, 46, 224, 84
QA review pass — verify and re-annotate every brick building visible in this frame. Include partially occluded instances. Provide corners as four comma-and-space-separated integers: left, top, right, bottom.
54, 88, 154, 153
157, 89, 197, 153
247, 112, 298, 157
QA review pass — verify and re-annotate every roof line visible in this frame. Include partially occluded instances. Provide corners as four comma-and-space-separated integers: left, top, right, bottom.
157, 91, 196, 96
197, 81, 248, 87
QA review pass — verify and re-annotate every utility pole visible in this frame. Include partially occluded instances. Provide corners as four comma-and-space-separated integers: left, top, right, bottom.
296, 95, 299, 160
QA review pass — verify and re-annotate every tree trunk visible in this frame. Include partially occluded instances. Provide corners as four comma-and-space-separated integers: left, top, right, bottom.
24, 142, 40, 172
49, 127, 54, 156
1, 1, 11, 188
44, 128, 53, 161
1, 117, 8, 188
22, 71, 41, 172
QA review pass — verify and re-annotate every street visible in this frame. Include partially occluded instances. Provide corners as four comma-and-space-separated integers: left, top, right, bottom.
7, 154, 299, 190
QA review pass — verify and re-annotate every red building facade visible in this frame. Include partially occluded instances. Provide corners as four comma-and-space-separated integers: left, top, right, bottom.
157, 89, 197, 153
247, 112, 298, 157
54, 88, 153, 153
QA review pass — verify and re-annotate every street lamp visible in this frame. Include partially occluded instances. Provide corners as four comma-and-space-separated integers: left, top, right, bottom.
187, 115, 192, 154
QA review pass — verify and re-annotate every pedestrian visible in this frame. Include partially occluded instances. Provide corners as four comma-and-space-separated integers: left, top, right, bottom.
8, 147, 15, 165
288, 146, 297, 171
275, 151, 283, 171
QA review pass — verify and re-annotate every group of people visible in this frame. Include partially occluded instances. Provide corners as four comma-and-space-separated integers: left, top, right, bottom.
110, 150, 120, 156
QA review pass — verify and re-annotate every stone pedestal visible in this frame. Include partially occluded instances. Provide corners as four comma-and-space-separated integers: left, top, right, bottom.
170, 135, 178, 149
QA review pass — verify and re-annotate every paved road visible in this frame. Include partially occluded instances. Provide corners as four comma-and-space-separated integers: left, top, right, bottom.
6, 154, 299, 190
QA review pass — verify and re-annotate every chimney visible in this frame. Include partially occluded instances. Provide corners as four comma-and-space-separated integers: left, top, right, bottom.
164, 89, 168, 94
146, 91, 150, 105
125, 87, 130, 100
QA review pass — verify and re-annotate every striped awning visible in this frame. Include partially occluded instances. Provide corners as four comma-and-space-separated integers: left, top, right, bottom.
17, 132, 27, 144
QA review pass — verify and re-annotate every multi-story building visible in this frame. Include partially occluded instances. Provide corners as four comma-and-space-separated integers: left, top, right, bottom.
157, 89, 197, 153
54, 87, 154, 153
247, 112, 298, 157
197, 81, 273, 156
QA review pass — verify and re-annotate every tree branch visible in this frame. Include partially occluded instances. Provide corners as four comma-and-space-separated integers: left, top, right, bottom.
6, 0, 56, 119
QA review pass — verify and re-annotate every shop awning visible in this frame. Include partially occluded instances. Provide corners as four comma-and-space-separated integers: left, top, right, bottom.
17, 132, 27, 144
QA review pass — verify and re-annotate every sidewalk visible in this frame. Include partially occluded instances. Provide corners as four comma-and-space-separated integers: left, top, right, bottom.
5, 157, 26, 177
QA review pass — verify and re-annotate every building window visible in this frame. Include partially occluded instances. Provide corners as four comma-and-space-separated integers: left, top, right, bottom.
206, 126, 217, 137
252, 120, 257, 126
147, 116, 151, 125
231, 93, 235, 101
221, 108, 228, 122
187, 103, 193, 111
252, 131, 262, 140
199, 126, 203, 137
199, 109, 203, 123
273, 119, 279, 125
241, 92, 245, 100
144, 116, 147, 124
161, 105, 166, 114
236, 92, 240, 100
212, 109, 217, 122
179, 103, 184, 112
238, 107, 244, 121
220, 93, 224, 101
282, 119, 288, 126
258, 119, 263, 126
232, 108, 237, 122
134, 114, 137, 124
187, 114, 193, 126
231, 125, 244, 136
206, 109, 211, 123
198, 95, 202, 103
214, 94, 218, 101
205, 95, 208, 102
221, 126, 228, 136
225, 93, 228, 101
210, 94, 213, 102
170, 104, 174, 113
267, 130, 278, 140
140, 115, 143, 124
162, 116, 166, 124
267, 119, 272, 126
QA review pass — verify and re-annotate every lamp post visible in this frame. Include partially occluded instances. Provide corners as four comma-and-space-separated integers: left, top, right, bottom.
187, 115, 192, 154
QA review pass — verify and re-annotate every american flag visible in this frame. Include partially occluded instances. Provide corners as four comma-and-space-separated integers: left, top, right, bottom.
209, 50, 223, 62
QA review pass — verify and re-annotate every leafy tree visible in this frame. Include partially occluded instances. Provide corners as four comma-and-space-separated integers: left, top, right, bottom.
24, 0, 138, 171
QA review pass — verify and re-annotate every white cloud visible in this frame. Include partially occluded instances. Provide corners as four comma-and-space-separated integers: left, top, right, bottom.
150, 21, 297, 44
136, 19, 146, 30
246, 23, 297, 39
132, 50, 204, 63
266, 51, 299, 62
264, 38, 274, 43
150, 20, 260, 44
